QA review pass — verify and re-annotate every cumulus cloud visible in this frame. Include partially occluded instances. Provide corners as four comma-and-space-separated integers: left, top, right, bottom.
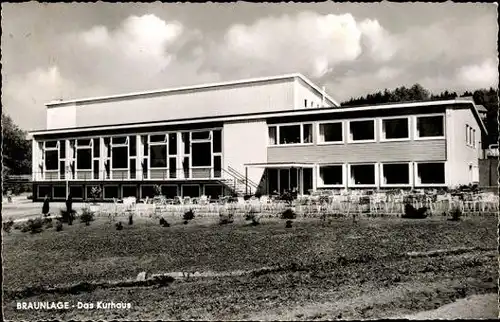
456, 59, 498, 89
207, 12, 395, 78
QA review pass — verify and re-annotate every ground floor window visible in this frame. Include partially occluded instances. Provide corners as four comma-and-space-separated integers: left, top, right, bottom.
38, 185, 52, 199
319, 165, 343, 186
140, 185, 155, 199
268, 169, 278, 194
417, 162, 445, 184
104, 185, 119, 199
70, 185, 84, 199
53, 185, 66, 199
182, 185, 200, 198
382, 163, 410, 185
350, 164, 376, 186
122, 185, 137, 198
86, 185, 102, 200
204, 185, 223, 200
161, 185, 178, 198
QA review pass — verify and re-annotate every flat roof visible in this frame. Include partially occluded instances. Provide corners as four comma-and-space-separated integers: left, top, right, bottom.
46, 73, 339, 108
30, 98, 487, 136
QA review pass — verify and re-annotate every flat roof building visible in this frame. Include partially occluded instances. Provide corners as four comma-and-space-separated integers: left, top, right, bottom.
29, 73, 487, 201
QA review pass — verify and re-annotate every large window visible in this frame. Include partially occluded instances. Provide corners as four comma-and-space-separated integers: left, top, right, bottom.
417, 163, 445, 185
111, 136, 128, 169
45, 150, 59, 170
76, 149, 92, 170
279, 125, 301, 144
349, 120, 375, 142
192, 142, 211, 166
213, 130, 222, 153
168, 133, 177, 155
319, 165, 343, 186
381, 118, 409, 140
350, 164, 376, 185
382, 163, 410, 185
269, 123, 314, 145
150, 145, 167, 168
319, 122, 343, 143
416, 115, 444, 138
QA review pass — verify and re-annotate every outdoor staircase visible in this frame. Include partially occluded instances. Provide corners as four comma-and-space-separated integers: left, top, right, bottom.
219, 166, 260, 196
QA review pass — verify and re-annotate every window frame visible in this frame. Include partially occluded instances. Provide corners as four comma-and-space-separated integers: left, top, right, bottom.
379, 162, 412, 187
348, 163, 378, 187
379, 116, 411, 142
414, 162, 446, 186
317, 121, 344, 145
414, 114, 445, 140
347, 118, 377, 143
268, 122, 315, 146
111, 136, 129, 170
317, 164, 345, 188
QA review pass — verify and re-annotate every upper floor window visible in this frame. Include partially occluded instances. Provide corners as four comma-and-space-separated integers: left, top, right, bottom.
269, 123, 313, 145
348, 120, 375, 142
381, 117, 409, 140
318, 122, 343, 143
416, 115, 444, 138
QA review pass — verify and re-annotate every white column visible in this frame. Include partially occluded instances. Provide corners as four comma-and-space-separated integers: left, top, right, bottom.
32, 139, 38, 181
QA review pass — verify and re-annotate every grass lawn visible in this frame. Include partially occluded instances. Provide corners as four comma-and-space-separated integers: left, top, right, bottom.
2, 213, 497, 320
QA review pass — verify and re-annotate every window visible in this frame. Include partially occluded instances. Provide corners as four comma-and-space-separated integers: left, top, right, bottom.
182, 185, 200, 197
192, 142, 211, 166
472, 129, 476, 148
349, 120, 375, 141
192, 131, 211, 140
182, 132, 190, 153
169, 157, 176, 178
382, 163, 410, 185
59, 140, 66, 158
168, 133, 177, 155
279, 125, 301, 144
304, 99, 307, 108
77, 139, 91, 147
302, 124, 312, 143
417, 163, 445, 184
381, 118, 409, 140
161, 185, 178, 198
141, 136, 149, 156
141, 185, 155, 198
129, 136, 136, 156
350, 164, 376, 185
213, 130, 222, 153
416, 115, 444, 138
112, 146, 128, 169
466, 125, 470, 145
53, 186, 66, 199
70, 186, 84, 199
93, 138, 100, 157
150, 134, 167, 143
45, 150, 59, 170
319, 165, 343, 186
112, 136, 128, 145
319, 122, 343, 143
204, 185, 223, 200
104, 186, 119, 199
150, 145, 167, 168
45, 141, 58, 148
122, 185, 137, 198
268, 126, 277, 145
214, 155, 222, 178
76, 149, 92, 170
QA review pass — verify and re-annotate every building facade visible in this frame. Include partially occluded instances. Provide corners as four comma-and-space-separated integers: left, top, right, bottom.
29, 74, 487, 201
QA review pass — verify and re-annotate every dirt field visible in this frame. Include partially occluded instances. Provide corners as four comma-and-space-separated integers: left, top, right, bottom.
2, 212, 497, 320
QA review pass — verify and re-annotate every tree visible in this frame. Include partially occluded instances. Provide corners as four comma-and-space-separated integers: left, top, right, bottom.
2, 113, 31, 193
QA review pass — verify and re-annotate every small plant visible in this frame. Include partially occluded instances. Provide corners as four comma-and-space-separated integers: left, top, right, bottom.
128, 213, 134, 225
115, 222, 123, 230
42, 196, 50, 216
154, 184, 162, 197
56, 221, 63, 231
42, 217, 53, 228
183, 220, 189, 225
183, 209, 195, 221
448, 206, 462, 221
245, 213, 260, 226
89, 186, 102, 204
80, 208, 95, 226
281, 208, 297, 220
3, 219, 14, 233
27, 218, 44, 234
285, 220, 293, 228
159, 218, 170, 227
402, 204, 428, 219
59, 209, 77, 224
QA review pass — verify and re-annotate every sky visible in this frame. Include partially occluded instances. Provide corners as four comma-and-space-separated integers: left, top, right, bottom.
2, 2, 498, 131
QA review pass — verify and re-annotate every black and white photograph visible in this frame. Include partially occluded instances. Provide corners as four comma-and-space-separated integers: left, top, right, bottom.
1, 2, 498, 320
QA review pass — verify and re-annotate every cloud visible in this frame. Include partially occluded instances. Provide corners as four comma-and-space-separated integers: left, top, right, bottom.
3, 66, 77, 130
206, 12, 396, 78
456, 59, 498, 89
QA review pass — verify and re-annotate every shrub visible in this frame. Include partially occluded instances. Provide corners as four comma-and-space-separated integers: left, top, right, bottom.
80, 208, 95, 226
60, 209, 77, 224
219, 212, 234, 225
245, 213, 260, 226
154, 184, 161, 197
285, 220, 293, 228
3, 219, 14, 233
27, 194, 33, 200
128, 213, 133, 225
183, 220, 188, 225
27, 218, 44, 234
42, 198, 50, 216
402, 204, 428, 219
281, 208, 297, 220
42, 217, 52, 227
159, 217, 170, 227
115, 222, 123, 230
183, 209, 195, 221
448, 207, 462, 221
89, 186, 102, 203
56, 221, 63, 231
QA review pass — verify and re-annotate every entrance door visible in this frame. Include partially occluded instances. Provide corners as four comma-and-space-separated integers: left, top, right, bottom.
279, 169, 290, 193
